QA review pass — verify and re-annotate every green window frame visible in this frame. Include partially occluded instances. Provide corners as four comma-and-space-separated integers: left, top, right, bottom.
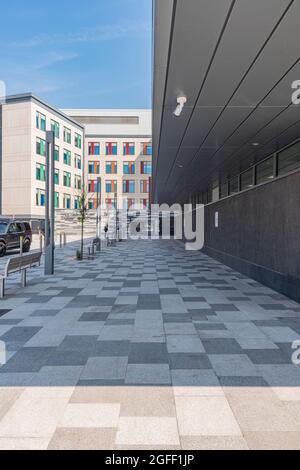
36, 111, 46, 131
51, 120, 60, 138
75, 133, 82, 149
63, 171, 71, 188
54, 146, 59, 162
36, 163, 46, 181
63, 127, 71, 144
54, 169, 59, 185
36, 137, 46, 156
63, 149, 71, 166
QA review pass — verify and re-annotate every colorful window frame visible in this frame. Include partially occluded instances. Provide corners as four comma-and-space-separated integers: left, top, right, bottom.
106, 162, 117, 174
89, 143, 100, 156
123, 162, 135, 175
123, 143, 135, 156
106, 142, 117, 156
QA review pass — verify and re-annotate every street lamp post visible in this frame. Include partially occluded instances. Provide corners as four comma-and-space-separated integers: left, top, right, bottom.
95, 176, 101, 251
45, 130, 55, 275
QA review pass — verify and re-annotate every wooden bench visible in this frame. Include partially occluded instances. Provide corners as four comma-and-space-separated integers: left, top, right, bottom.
0, 252, 42, 298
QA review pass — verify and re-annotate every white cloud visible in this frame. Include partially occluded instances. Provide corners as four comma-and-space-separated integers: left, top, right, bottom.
11, 21, 151, 48
32, 52, 79, 70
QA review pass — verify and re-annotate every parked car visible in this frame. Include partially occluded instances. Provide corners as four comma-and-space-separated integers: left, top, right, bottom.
0, 219, 32, 257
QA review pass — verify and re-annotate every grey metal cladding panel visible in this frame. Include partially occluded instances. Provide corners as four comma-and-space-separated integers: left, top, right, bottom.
180, 107, 221, 148
160, 106, 193, 149
198, 106, 255, 151
167, 147, 199, 188
196, 0, 292, 107
230, 1, 300, 107
164, 0, 233, 107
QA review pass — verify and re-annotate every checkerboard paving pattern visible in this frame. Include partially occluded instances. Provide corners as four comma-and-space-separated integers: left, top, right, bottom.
0, 239, 300, 449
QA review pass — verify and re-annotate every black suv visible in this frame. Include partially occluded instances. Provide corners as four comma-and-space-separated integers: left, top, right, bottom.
0, 219, 32, 257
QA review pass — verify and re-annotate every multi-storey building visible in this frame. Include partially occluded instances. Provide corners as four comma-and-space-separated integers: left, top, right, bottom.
62, 109, 152, 212
0, 94, 84, 219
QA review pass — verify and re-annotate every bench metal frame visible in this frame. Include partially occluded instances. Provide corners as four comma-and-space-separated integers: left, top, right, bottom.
0, 252, 42, 299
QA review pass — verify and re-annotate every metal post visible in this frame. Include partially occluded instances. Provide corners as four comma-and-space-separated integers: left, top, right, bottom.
95, 177, 101, 251
45, 130, 55, 275
20, 235, 23, 256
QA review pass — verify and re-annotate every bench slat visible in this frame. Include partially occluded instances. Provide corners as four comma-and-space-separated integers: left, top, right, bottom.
4, 252, 42, 277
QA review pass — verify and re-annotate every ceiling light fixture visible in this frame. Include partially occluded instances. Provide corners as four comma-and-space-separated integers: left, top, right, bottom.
252, 142, 260, 146
178, 164, 184, 168
174, 96, 187, 117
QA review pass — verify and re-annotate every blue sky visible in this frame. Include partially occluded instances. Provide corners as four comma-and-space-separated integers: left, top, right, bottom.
0, 0, 152, 108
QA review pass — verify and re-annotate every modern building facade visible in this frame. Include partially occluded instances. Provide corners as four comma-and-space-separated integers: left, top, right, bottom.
0, 94, 84, 219
0, 96, 152, 221
153, 0, 300, 302
62, 109, 152, 212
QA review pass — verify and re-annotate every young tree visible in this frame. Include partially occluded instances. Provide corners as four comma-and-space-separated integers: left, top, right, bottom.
77, 189, 88, 260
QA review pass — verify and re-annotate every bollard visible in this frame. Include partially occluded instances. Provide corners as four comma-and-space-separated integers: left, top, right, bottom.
39, 231, 43, 253
20, 235, 24, 256
63, 232, 67, 246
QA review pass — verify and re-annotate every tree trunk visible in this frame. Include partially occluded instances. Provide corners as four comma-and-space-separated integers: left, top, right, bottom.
80, 218, 84, 260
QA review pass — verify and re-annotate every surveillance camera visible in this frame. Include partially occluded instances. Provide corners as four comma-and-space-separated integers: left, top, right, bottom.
173, 96, 187, 117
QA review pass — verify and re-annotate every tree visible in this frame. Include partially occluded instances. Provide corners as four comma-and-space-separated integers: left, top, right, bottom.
77, 189, 88, 261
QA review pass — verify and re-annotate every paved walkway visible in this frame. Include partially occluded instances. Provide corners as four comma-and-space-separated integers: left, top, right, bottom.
0, 239, 300, 450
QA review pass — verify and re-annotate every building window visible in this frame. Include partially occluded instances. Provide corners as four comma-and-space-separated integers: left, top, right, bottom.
36, 137, 46, 156
74, 196, 80, 210
63, 194, 71, 209
106, 198, 116, 210
141, 162, 152, 175
75, 154, 81, 170
63, 171, 71, 188
106, 162, 117, 174
124, 198, 135, 210
75, 175, 82, 190
106, 180, 117, 193
256, 156, 275, 185
106, 142, 117, 156
63, 127, 71, 144
123, 162, 135, 175
278, 141, 300, 176
54, 192, 59, 209
36, 111, 46, 131
88, 199, 97, 210
36, 163, 45, 181
36, 189, 45, 207
141, 143, 152, 156
220, 181, 228, 199
123, 142, 135, 156
140, 180, 149, 193
241, 168, 254, 191
229, 175, 239, 195
54, 145, 59, 162
88, 179, 100, 193
123, 180, 135, 193
140, 199, 149, 209
63, 149, 71, 166
51, 120, 60, 138
88, 162, 100, 174
54, 169, 59, 185
89, 142, 100, 156
75, 133, 82, 149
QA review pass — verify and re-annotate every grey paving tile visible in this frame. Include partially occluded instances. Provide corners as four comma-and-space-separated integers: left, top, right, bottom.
0, 347, 55, 373
128, 343, 168, 364
125, 364, 171, 384
209, 354, 259, 377
169, 353, 212, 370
81, 356, 128, 380
202, 338, 243, 355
